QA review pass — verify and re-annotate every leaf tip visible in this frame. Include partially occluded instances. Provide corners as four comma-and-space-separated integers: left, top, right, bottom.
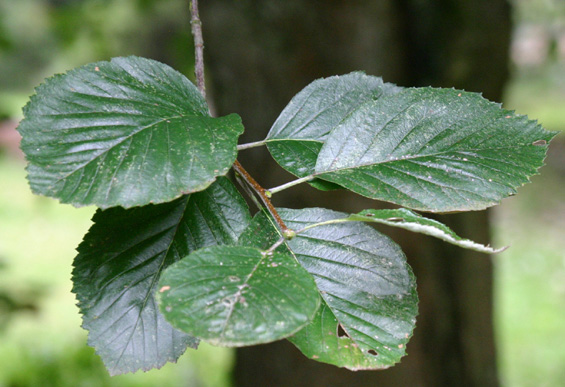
493, 245, 510, 254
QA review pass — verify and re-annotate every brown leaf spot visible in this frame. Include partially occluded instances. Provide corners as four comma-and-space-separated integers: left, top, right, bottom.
368, 349, 378, 356
532, 140, 547, 146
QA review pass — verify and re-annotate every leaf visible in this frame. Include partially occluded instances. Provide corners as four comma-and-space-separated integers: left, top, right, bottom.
312, 88, 557, 212
239, 208, 418, 370
72, 177, 251, 375
348, 208, 506, 253
265, 72, 401, 189
157, 245, 321, 346
18, 56, 244, 209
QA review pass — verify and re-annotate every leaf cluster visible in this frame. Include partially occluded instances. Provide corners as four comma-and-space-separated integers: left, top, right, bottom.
16, 56, 556, 374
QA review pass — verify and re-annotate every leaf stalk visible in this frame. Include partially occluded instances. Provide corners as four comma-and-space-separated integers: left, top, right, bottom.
267, 175, 314, 195
237, 140, 267, 151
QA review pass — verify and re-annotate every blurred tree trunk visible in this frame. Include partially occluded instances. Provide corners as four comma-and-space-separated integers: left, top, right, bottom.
201, 1, 511, 386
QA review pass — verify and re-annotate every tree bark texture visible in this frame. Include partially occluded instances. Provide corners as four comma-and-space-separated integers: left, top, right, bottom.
200, 1, 511, 386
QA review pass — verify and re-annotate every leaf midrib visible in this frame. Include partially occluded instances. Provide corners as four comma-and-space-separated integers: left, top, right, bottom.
218, 248, 265, 339
112, 195, 191, 369
313, 144, 534, 177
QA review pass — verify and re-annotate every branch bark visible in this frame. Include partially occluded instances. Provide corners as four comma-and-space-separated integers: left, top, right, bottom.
233, 160, 291, 235
190, 0, 206, 98
189, 1, 290, 236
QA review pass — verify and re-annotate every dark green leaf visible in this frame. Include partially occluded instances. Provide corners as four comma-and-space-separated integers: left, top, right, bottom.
240, 208, 418, 370
18, 56, 244, 208
265, 72, 401, 189
157, 245, 320, 346
72, 177, 250, 375
307, 178, 345, 191
349, 208, 505, 253
312, 88, 557, 212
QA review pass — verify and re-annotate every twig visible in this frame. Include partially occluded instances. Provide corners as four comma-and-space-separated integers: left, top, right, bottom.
233, 160, 293, 236
190, 0, 206, 98
189, 1, 293, 240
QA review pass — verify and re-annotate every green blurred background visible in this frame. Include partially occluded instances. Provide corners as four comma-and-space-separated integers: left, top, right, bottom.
0, 0, 563, 386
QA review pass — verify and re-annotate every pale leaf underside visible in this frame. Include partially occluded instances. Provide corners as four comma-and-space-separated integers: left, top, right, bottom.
347, 208, 506, 253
